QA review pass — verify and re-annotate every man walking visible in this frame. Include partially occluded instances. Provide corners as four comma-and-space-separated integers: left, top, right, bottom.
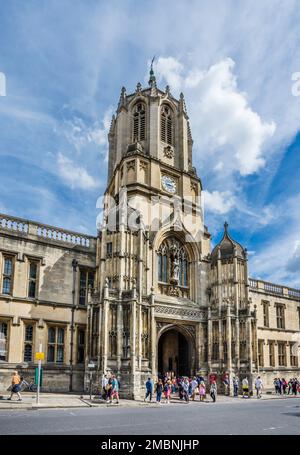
233, 376, 239, 397
255, 376, 263, 398
7, 370, 22, 401
144, 377, 153, 402
210, 380, 217, 402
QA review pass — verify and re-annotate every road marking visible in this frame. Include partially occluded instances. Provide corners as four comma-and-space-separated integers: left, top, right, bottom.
263, 426, 283, 431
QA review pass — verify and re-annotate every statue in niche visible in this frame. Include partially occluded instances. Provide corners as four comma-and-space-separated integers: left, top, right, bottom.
170, 243, 179, 284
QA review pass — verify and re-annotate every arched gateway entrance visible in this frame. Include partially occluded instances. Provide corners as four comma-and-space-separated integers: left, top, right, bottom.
158, 328, 192, 377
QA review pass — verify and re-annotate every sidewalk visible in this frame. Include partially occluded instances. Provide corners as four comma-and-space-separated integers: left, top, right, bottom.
0, 391, 299, 410
0, 393, 92, 410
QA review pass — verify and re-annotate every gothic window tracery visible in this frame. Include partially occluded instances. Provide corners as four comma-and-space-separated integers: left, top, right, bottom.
132, 102, 146, 142
160, 105, 173, 145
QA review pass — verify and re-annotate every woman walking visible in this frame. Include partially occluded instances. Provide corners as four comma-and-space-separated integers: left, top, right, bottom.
163, 380, 171, 404
199, 381, 206, 402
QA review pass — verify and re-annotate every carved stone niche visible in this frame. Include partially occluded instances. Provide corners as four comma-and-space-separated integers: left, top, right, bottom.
163, 145, 174, 159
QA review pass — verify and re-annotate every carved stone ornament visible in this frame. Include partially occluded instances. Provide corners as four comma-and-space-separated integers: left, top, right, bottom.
190, 182, 198, 193
168, 286, 180, 297
126, 160, 135, 171
139, 160, 148, 171
155, 305, 205, 320
163, 145, 174, 159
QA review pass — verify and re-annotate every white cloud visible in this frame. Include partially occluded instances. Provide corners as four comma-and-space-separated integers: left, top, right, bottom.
249, 194, 300, 288
155, 56, 276, 176
154, 57, 183, 91
286, 240, 300, 274
203, 190, 236, 215
60, 106, 113, 158
57, 153, 99, 190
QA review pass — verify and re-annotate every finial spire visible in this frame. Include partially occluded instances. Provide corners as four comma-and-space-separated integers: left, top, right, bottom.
118, 86, 126, 110
148, 56, 156, 86
224, 221, 229, 233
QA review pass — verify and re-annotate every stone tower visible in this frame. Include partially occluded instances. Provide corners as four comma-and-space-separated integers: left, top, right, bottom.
87, 65, 212, 398
208, 222, 258, 388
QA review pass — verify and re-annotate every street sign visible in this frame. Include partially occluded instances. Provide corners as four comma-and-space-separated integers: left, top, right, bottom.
35, 352, 45, 360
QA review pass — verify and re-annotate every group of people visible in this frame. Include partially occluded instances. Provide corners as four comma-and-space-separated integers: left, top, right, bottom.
144, 375, 218, 404
144, 374, 269, 403
274, 377, 300, 395
101, 374, 120, 404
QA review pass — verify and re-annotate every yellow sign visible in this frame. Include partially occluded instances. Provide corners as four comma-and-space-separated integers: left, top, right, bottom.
35, 352, 45, 360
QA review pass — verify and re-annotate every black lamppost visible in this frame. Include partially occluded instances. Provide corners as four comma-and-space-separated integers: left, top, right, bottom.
70, 258, 78, 392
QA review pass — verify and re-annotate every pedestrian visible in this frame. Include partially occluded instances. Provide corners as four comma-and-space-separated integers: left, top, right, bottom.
106, 377, 113, 402
277, 378, 282, 395
110, 375, 119, 404
178, 378, 184, 400
255, 376, 263, 399
292, 378, 298, 396
144, 377, 153, 402
222, 374, 230, 396
101, 374, 108, 400
210, 380, 217, 402
233, 376, 239, 397
282, 378, 287, 394
190, 377, 198, 401
199, 381, 206, 402
163, 380, 171, 404
242, 377, 249, 398
182, 378, 190, 403
7, 370, 22, 401
156, 379, 163, 404
288, 378, 293, 395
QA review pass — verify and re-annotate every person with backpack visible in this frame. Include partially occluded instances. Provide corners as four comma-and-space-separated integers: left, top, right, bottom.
144, 377, 153, 402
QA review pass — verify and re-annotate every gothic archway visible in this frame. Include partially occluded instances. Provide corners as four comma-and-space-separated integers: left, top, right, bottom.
157, 325, 195, 377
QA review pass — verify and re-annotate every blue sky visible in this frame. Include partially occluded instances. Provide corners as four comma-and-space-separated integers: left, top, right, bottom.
0, 0, 300, 287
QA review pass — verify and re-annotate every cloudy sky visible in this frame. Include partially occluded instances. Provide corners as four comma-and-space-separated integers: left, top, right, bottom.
0, 0, 300, 287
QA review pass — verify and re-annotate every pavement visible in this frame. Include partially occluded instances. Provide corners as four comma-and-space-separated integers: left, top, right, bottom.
0, 395, 300, 435
0, 390, 299, 410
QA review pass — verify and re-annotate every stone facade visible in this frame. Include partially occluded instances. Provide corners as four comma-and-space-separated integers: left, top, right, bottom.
0, 216, 96, 391
1, 71, 299, 396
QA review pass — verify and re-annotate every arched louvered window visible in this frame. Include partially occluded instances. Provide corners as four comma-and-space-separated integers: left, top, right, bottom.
132, 102, 146, 142
160, 105, 173, 145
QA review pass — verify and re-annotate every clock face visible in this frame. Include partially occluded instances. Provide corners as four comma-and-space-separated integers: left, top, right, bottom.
161, 175, 176, 194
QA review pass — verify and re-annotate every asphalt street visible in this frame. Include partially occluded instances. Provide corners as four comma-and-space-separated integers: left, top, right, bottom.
0, 398, 300, 435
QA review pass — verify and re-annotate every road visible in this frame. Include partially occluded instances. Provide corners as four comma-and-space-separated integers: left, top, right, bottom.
0, 398, 300, 435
